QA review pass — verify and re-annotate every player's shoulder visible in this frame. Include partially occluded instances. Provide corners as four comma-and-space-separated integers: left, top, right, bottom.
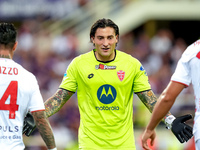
185, 40, 200, 52
71, 50, 94, 63
79, 50, 93, 58
181, 39, 200, 61
14, 61, 36, 80
116, 50, 140, 64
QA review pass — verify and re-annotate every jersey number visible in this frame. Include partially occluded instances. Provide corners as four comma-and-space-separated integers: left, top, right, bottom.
0, 81, 19, 119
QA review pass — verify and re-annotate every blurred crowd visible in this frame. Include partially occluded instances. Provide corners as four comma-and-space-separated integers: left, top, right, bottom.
14, 18, 195, 150
0, 0, 93, 19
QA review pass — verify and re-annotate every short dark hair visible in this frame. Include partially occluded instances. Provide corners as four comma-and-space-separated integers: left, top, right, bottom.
0, 23, 17, 48
90, 18, 119, 42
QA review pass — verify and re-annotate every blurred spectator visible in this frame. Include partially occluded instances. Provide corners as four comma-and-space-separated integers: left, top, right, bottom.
34, 27, 52, 57
118, 32, 135, 54
17, 20, 35, 52
170, 38, 187, 71
51, 28, 78, 59
150, 29, 173, 55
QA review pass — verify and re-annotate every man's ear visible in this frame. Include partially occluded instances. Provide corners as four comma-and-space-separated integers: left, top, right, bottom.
91, 37, 95, 46
13, 41, 18, 51
116, 35, 119, 43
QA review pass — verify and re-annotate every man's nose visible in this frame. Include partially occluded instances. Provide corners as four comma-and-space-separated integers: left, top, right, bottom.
103, 39, 109, 46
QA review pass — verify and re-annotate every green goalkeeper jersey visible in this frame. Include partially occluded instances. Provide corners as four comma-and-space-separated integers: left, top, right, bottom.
59, 50, 151, 150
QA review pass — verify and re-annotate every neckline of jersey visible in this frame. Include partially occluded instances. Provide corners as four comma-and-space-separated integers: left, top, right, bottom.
93, 49, 116, 63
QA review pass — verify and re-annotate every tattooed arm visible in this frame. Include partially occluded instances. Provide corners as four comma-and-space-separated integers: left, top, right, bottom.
22, 89, 74, 138
45, 88, 75, 118
32, 111, 56, 149
136, 89, 171, 120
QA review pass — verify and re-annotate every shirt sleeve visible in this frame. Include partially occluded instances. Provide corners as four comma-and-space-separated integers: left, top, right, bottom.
133, 60, 151, 93
171, 56, 191, 86
29, 76, 45, 112
59, 58, 78, 92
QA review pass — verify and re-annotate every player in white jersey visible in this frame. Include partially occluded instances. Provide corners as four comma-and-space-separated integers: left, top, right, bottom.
141, 40, 200, 150
0, 23, 57, 150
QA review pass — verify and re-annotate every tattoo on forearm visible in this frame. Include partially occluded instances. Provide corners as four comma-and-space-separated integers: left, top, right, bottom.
136, 90, 172, 118
136, 90, 157, 113
45, 89, 74, 117
33, 111, 56, 149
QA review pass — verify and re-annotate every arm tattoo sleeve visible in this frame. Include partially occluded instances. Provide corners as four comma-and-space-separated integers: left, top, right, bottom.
136, 90, 171, 118
45, 89, 74, 118
32, 111, 56, 149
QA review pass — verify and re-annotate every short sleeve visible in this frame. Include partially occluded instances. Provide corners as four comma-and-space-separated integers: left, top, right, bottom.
133, 60, 151, 93
59, 58, 78, 92
29, 76, 45, 112
171, 57, 191, 86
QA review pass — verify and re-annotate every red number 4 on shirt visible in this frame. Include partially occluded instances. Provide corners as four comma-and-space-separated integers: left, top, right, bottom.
0, 81, 19, 119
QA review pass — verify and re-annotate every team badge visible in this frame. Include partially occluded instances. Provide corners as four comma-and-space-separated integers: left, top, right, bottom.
117, 70, 125, 81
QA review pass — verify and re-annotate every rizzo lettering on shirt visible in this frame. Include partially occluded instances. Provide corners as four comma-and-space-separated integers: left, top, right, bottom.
0, 66, 18, 75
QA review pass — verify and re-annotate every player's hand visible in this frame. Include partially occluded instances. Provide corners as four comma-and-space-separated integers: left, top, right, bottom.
141, 129, 156, 150
171, 114, 193, 143
23, 112, 36, 136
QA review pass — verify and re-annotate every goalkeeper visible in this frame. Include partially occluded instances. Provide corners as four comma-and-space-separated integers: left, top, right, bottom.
141, 40, 200, 150
23, 18, 192, 150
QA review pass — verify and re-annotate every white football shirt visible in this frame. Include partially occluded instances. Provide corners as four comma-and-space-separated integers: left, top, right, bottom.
0, 58, 45, 150
171, 40, 200, 142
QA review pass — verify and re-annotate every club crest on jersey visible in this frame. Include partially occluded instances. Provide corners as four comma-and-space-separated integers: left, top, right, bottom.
95, 64, 116, 70
117, 70, 125, 81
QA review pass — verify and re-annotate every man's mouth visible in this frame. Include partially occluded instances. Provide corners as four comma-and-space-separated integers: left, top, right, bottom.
102, 48, 109, 50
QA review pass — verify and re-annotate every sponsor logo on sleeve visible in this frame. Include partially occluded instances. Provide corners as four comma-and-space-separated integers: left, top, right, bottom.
140, 65, 147, 76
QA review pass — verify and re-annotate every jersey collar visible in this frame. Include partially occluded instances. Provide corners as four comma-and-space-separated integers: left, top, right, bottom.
93, 49, 116, 63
